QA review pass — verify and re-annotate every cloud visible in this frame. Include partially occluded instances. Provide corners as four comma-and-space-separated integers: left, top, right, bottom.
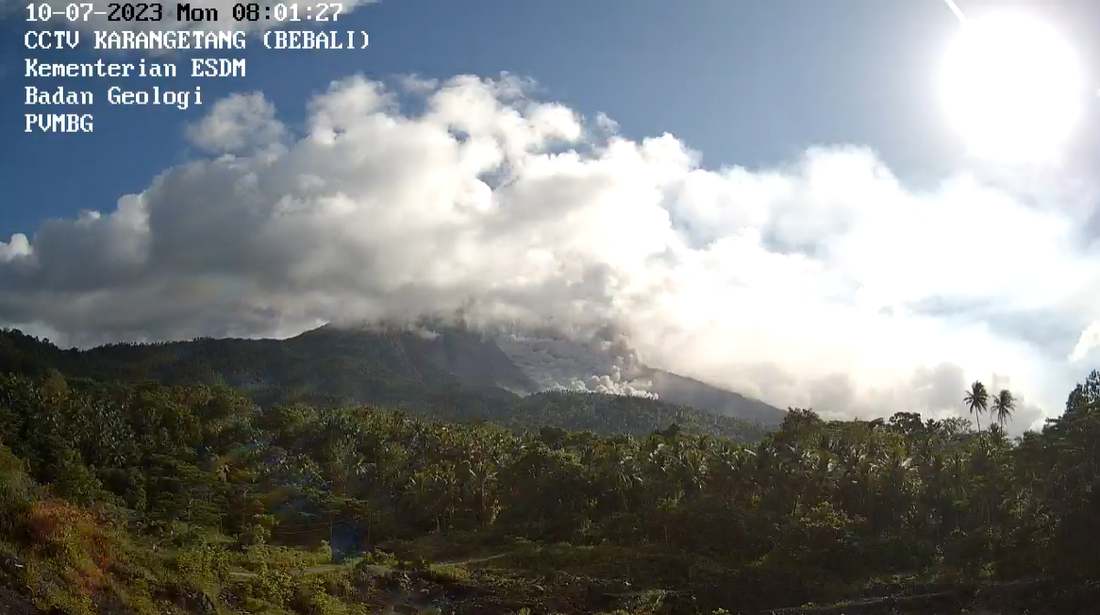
494, 328, 656, 398
594, 112, 619, 135
3, 72, 1099, 430
0, 233, 31, 262
185, 92, 285, 154
548, 370, 658, 400
5, 0, 377, 37
1070, 321, 1100, 363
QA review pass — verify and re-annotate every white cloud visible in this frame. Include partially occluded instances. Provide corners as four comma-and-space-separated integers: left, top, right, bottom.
0, 234, 32, 262
185, 92, 285, 153
1070, 321, 1100, 363
3, 72, 1099, 430
548, 370, 658, 400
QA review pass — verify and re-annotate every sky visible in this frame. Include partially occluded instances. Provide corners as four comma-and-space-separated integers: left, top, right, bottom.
1, 0, 1100, 431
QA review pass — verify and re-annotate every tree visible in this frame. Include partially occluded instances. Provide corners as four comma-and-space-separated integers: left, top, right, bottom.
1065, 370, 1100, 418
991, 389, 1016, 428
17, 328, 1100, 610
963, 380, 989, 433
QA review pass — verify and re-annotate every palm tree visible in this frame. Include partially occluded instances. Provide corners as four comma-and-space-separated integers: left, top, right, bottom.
963, 380, 989, 433
991, 389, 1016, 428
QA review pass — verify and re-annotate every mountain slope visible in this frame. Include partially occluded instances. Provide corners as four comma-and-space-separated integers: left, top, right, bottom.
0, 327, 771, 442
492, 328, 787, 426
641, 369, 786, 425
1, 324, 534, 403
2, 322, 787, 427
291, 323, 540, 395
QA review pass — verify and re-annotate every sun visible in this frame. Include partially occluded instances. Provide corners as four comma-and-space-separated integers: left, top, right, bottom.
939, 11, 1085, 161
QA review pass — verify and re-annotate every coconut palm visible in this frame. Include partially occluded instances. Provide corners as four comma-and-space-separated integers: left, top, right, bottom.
991, 388, 1016, 428
963, 380, 989, 433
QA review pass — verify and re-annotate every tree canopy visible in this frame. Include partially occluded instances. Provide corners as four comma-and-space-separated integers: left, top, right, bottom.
2, 327, 1100, 614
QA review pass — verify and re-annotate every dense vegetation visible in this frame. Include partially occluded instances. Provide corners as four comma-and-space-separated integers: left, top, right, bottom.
0, 328, 770, 444
1, 327, 1100, 614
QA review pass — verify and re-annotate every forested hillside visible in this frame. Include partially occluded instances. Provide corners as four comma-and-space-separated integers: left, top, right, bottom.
0, 325, 534, 409
2, 327, 1100, 614
0, 329, 768, 444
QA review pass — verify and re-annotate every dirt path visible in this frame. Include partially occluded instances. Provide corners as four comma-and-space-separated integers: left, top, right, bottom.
438, 552, 512, 566
228, 563, 354, 580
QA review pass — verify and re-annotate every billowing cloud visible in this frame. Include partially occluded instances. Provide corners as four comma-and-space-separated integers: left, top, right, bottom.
0, 233, 31, 262
495, 329, 657, 398
185, 92, 285, 153
3, 72, 1099, 430
548, 371, 658, 400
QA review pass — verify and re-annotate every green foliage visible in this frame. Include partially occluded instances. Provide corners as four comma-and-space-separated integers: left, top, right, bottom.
45, 447, 103, 505
238, 514, 275, 549
357, 549, 399, 567
509, 391, 769, 442
4, 326, 1100, 613
428, 562, 471, 583
174, 541, 231, 590
0, 327, 770, 443
0, 445, 34, 537
291, 575, 344, 615
316, 539, 334, 564
246, 564, 294, 608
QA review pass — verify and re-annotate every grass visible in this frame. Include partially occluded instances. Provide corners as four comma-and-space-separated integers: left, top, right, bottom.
427, 563, 471, 583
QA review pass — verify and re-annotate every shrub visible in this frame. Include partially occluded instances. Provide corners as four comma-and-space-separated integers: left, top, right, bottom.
45, 448, 103, 505
238, 523, 272, 549
26, 499, 113, 596
317, 539, 334, 564
247, 564, 293, 607
358, 549, 399, 567
174, 541, 231, 590
428, 563, 470, 584
291, 575, 344, 615
0, 444, 35, 538
0, 477, 33, 538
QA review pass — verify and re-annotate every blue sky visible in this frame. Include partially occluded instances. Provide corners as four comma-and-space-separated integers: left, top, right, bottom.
1, 0, 1100, 427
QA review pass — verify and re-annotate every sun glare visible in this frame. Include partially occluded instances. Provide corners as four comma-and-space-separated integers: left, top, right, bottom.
939, 11, 1084, 162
